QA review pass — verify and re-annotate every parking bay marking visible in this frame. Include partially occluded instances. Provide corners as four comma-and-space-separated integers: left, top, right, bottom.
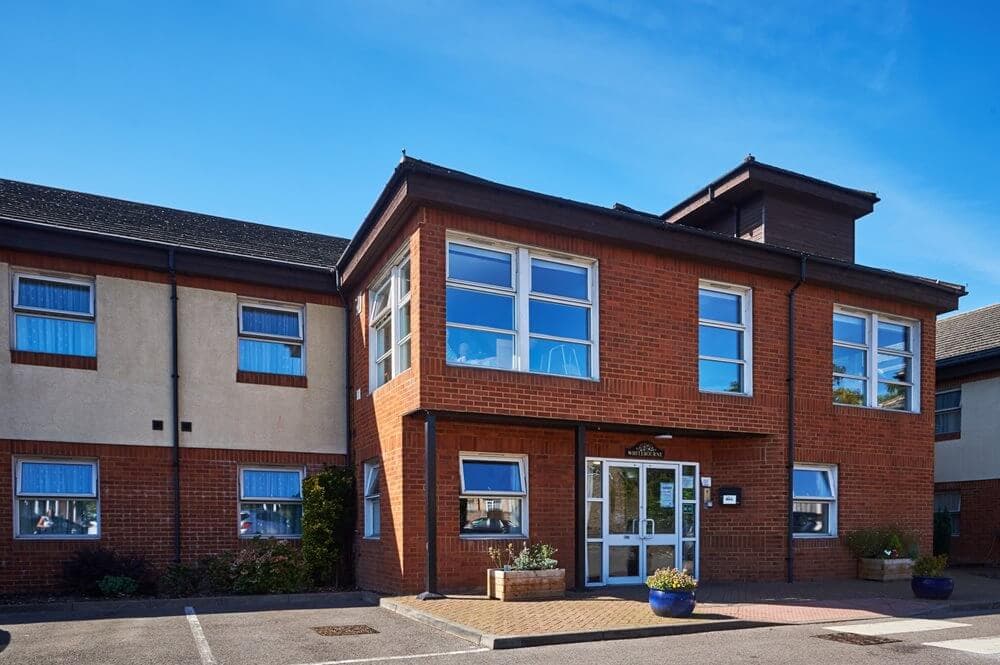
823, 619, 969, 636
185, 606, 218, 665
288, 647, 490, 665
924, 637, 1000, 655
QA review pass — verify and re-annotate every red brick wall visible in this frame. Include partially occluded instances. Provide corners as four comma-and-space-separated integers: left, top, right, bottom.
935, 478, 1000, 564
0, 439, 344, 595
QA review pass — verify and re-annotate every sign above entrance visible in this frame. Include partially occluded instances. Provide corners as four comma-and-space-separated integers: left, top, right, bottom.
624, 441, 665, 459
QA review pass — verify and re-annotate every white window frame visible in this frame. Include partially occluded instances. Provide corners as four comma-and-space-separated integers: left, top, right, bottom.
458, 453, 529, 540
237, 300, 306, 374
14, 457, 100, 540
363, 460, 381, 539
792, 463, 838, 539
833, 305, 920, 413
11, 271, 96, 354
238, 466, 305, 539
935, 388, 962, 435
368, 251, 412, 391
698, 280, 753, 396
445, 232, 600, 380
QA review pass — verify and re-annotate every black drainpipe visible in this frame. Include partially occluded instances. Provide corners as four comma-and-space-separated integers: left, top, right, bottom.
786, 256, 807, 583
168, 249, 182, 564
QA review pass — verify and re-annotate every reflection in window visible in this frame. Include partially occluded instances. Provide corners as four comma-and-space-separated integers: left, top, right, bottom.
792, 464, 837, 537
459, 455, 527, 537
239, 468, 303, 537
16, 459, 99, 538
698, 284, 750, 393
369, 254, 412, 389
935, 390, 962, 435
833, 308, 917, 410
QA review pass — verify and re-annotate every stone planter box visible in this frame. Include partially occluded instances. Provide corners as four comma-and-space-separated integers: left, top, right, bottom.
858, 557, 912, 581
487, 568, 566, 601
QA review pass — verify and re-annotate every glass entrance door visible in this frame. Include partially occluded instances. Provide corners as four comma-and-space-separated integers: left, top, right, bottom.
604, 461, 683, 585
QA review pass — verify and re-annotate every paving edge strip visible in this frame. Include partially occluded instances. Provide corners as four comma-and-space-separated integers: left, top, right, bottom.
378, 597, 782, 650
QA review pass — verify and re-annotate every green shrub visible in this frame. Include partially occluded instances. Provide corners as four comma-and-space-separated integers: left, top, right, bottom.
845, 526, 917, 559
97, 575, 139, 598
511, 543, 558, 571
913, 554, 949, 578
301, 466, 355, 587
646, 567, 697, 591
198, 552, 237, 594
231, 538, 308, 595
62, 548, 153, 596
933, 510, 953, 556
158, 563, 201, 598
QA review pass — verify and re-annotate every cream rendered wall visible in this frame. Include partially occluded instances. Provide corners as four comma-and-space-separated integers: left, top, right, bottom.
0, 266, 173, 445
177, 286, 346, 455
934, 375, 1000, 483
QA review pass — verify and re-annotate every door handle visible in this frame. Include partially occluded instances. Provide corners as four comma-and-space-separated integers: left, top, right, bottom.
645, 518, 656, 537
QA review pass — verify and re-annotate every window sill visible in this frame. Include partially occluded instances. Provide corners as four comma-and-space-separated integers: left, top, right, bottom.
11, 350, 97, 370
699, 389, 753, 398
445, 360, 599, 383
236, 371, 307, 388
459, 534, 529, 541
833, 402, 919, 415
792, 533, 838, 540
239, 534, 302, 540
363, 535, 381, 541
16, 534, 100, 541
935, 432, 961, 442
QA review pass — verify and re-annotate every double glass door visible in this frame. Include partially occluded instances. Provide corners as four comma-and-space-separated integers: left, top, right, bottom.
585, 459, 698, 585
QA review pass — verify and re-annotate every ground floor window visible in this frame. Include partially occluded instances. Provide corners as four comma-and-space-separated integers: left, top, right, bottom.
792, 464, 837, 537
934, 491, 961, 536
239, 467, 303, 537
458, 454, 527, 537
363, 460, 381, 538
15, 458, 99, 538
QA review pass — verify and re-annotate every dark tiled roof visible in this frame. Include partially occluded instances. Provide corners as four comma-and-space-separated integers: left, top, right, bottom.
937, 303, 1000, 360
0, 178, 349, 269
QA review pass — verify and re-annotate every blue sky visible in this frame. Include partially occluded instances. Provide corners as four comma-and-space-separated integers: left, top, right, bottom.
2, 2, 997, 312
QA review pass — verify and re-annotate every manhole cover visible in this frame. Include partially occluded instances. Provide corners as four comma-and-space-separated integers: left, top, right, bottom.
815, 633, 901, 646
312, 625, 379, 636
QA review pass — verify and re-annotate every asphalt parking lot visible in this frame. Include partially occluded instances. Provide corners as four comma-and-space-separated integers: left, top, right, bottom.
0, 595, 483, 665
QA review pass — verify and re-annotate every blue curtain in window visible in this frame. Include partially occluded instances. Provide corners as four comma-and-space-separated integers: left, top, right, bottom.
20, 462, 93, 495
242, 307, 299, 337
462, 460, 522, 493
18, 278, 91, 313
15, 315, 96, 356
243, 470, 301, 499
238, 339, 303, 375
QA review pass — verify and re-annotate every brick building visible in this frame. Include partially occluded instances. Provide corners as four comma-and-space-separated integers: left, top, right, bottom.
0, 157, 966, 596
934, 304, 1000, 564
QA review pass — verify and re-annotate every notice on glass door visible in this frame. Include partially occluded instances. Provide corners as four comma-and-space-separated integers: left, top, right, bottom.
660, 482, 675, 508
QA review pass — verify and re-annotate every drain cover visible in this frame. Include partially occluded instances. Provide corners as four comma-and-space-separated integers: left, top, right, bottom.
815, 633, 901, 646
312, 625, 379, 637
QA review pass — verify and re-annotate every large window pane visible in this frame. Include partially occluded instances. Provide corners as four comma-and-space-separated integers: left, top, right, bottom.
586, 502, 602, 538
877, 382, 910, 410
238, 339, 303, 375
936, 391, 961, 410
398, 302, 411, 338
833, 313, 866, 344
20, 462, 94, 495
529, 300, 589, 340
239, 503, 302, 536
833, 345, 866, 376
878, 321, 910, 351
446, 327, 514, 369
462, 460, 523, 493
833, 376, 866, 405
877, 354, 911, 382
587, 543, 603, 583
587, 460, 603, 498
935, 411, 961, 435
529, 338, 590, 377
699, 290, 741, 324
793, 469, 834, 499
371, 280, 391, 315
446, 287, 514, 330
699, 326, 742, 360
460, 497, 522, 535
15, 314, 96, 356
699, 359, 743, 393
242, 469, 302, 499
792, 502, 831, 535
448, 244, 512, 287
18, 278, 91, 314
18, 499, 98, 536
241, 307, 300, 338
531, 259, 588, 299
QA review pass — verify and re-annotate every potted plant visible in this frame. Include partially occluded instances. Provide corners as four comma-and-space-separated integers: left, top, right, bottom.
846, 527, 916, 581
645, 567, 697, 618
486, 543, 565, 601
911, 554, 954, 599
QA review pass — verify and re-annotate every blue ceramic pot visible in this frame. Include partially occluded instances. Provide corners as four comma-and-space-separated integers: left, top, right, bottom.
911, 576, 954, 600
648, 588, 696, 618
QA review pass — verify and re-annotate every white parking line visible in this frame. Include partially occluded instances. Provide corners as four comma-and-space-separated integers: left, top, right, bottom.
288, 647, 490, 665
185, 606, 218, 665
824, 619, 969, 636
924, 637, 1000, 655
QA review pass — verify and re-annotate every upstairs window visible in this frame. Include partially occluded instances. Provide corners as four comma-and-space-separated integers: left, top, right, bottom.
935, 389, 962, 436
238, 303, 304, 376
12, 273, 96, 357
833, 307, 919, 411
459, 455, 527, 537
239, 468, 303, 538
16, 459, 99, 538
792, 464, 837, 537
698, 282, 752, 394
369, 253, 411, 390
445, 236, 597, 379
